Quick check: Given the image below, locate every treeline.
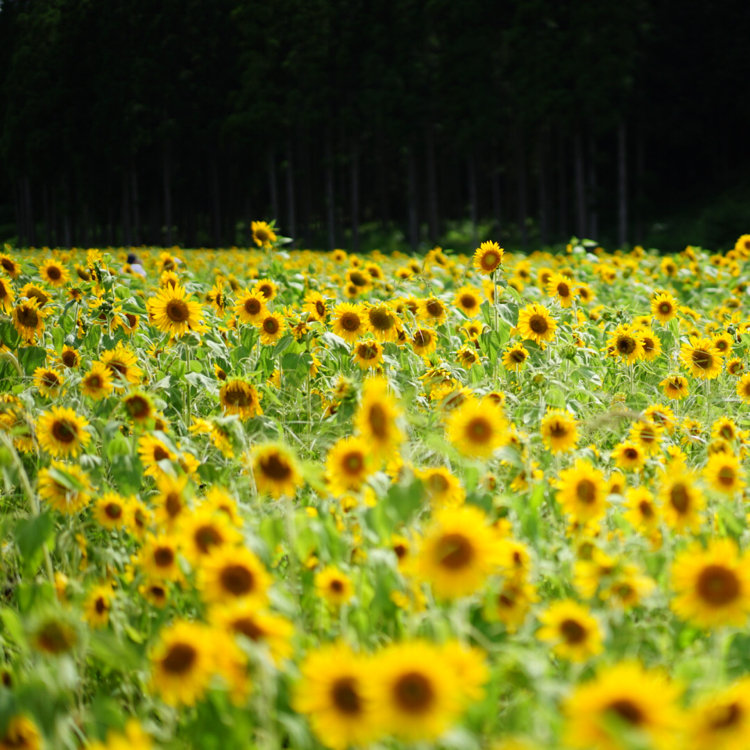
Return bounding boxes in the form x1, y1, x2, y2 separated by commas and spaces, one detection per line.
1, 0, 749, 251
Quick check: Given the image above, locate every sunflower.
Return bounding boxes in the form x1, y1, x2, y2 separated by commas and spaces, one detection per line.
94, 491, 129, 530
32, 367, 64, 398
314, 566, 354, 606
623, 486, 659, 533
473, 241, 504, 274
445, 396, 508, 459
326, 435, 373, 496
611, 440, 646, 471
712, 416, 739, 442
0, 715, 41, 750
139, 533, 183, 581
411, 327, 437, 357
198, 545, 270, 606
58, 345, 80, 369
294, 642, 378, 750
607, 323, 644, 364
630, 420, 663, 455
331, 302, 366, 343
563, 661, 682, 750
0, 276, 14, 313
369, 640, 461, 742
416, 505, 500, 599
250, 442, 303, 499
179, 506, 242, 563
417, 466, 465, 508
32, 615, 78, 655
540, 409, 578, 453
352, 339, 384, 370
456, 344, 480, 369
84, 584, 113, 628
258, 311, 286, 345
547, 273, 575, 308
659, 465, 704, 533
735, 373, 750, 403
365, 302, 400, 342
148, 284, 204, 337
485, 579, 539, 632
80, 362, 114, 400
99, 343, 143, 385
149, 620, 215, 706
502, 343, 529, 372
672, 538, 750, 628
37, 461, 91, 514
303, 290, 328, 322
660, 374, 689, 400
36, 406, 91, 458
137, 434, 176, 477
12, 298, 47, 343
639, 328, 662, 361
681, 338, 723, 379
122, 391, 156, 424
235, 288, 267, 325
38, 258, 69, 287
556, 459, 608, 523
210, 602, 293, 663
704, 453, 745, 495
651, 291, 678, 323
354, 377, 404, 461
0, 253, 21, 278
537, 600, 603, 662
688, 678, 750, 750
517, 303, 557, 346
251, 220, 277, 248
19, 282, 51, 308
219, 379, 262, 419
453, 286, 482, 318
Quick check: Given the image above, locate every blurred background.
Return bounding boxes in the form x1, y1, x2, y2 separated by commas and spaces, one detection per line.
0, 0, 748, 252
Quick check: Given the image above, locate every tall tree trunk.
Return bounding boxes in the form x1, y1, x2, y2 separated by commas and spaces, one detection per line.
121, 170, 132, 246
617, 121, 628, 248
268, 149, 279, 221
587, 134, 598, 241
131, 167, 141, 244
210, 157, 222, 247
516, 133, 528, 250
407, 148, 419, 250
350, 140, 360, 254
375, 127, 389, 230
23, 176, 35, 246
285, 139, 296, 244
490, 143, 502, 237
467, 151, 478, 248
635, 123, 645, 245
15, 179, 25, 246
537, 131, 549, 246
325, 135, 336, 250
162, 144, 173, 245
43, 184, 51, 246
573, 129, 587, 238
425, 124, 439, 243
557, 133, 568, 240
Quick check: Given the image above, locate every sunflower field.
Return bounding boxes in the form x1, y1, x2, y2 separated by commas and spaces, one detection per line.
2, 230, 750, 750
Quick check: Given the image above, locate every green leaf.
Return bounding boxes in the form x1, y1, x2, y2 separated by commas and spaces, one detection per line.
14, 513, 55, 574
17, 346, 47, 375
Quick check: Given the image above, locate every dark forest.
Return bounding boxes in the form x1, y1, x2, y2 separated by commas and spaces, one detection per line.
1, 0, 749, 251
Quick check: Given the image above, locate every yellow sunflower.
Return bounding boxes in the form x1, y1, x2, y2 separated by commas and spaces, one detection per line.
94, 491, 129, 530
445, 396, 508, 459
137, 434, 176, 477
688, 678, 750, 750
563, 661, 682, 750
651, 291, 678, 323
502, 343, 530, 371
417, 466, 466, 508
37, 461, 91, 514
366, 302, 400, 342
672, 538, 750, 628
660, 374, 689, 400
354, 376, 404, 461
99, 342, 143, 385
293, 642, 378, 750
314, 566, 354, 606
258, 311, 286, 345
0, 253, 21, 278
411, 327, 437, 357
219, 379, 262, 419
331, 302, 366, 343
235, 288, 267, 325
179, 506, 242, 563
0, 715, 41, 750
39, 258, 69, 287
12, 298, 47, 343
148, 284, 204, 337
0, 276, 14, 313
325, 435, 373, 496
555, 459, 607, 524
352, 339, 384, 370
198, 545, 271, 606
537, 599, 603, 662
139, 533, 183, 581
251, 220, 278, 248
453, 286, 483, 317
32, 367, 64, 398
250, 442, 303, 499
704, 453, 745, 495
36, 406, 91, 458
473, 241, 504, 274
84, 583, 113, 628
659, 464, 704, 533
540, 409, 578, 453
416, 504, 500, 599
607, 323, 644, 364
547, 272, 576, 308
80, 362, 114, 400
517, 303, 557, 346
681, 338, 723, 379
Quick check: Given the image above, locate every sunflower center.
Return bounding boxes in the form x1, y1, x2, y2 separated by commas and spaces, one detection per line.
233, 617, 264, 641
436, 532, 474, 570
17, 305, 39, 327
224, 385, 251, 407
393, 543, 408, 559
154, 547, 175, 568
369, 307, 394, 330
0, 258, 14, 272
394, 672, 434, 713
166, 299, 189, 323
94, 596, 108, 615
697, 565, 740, 605
244, 297, 261, 315
35, 620, 76, 653
427, 474, 449, 493
220, 564, 255, 596
692, 349, 712, 369
658, 302, 671, 315
104, 502, 122, 520
617, 336, 636, 355
315, 301, 325, 316
349, 271, 368, 287
549, 421, 568, 439
153, 446, 170, 462
330, 579, 344, 593
466, 416, 492, 443
557, 282, 570, 297
510, 350, 526, 363
669, 483, 689, 513
460, 294, 477, 309
357, 343, 378, 360
162, 643, 197, 674
608, 698, 644, 725
414, 330, 432, 347
560, 618, 586, 644
331, 677, 361, 715
106, 359, 128, 376
87, 374, 103, 389
52, 419, 77, 444
481, 251, 499, 270
343, 451, 364, 475
263, 317, 279, 334
709, 701, 742, 730
426, 300, 443, 317
340, 312, 360, 331
574, 477, 597, 503
529, 315, 548, 334
195, 525, 222, 554
258, 453, 292, 482
126, 396, 150, 419
639, 500, 654, 518
165, 493, 182, 518
257, 283, 273, 298
62, 350, 78, 367
41, 371, 59, 388
718, 466, 736, 487
47, 265, 62, 280
368, 404, 388, 439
